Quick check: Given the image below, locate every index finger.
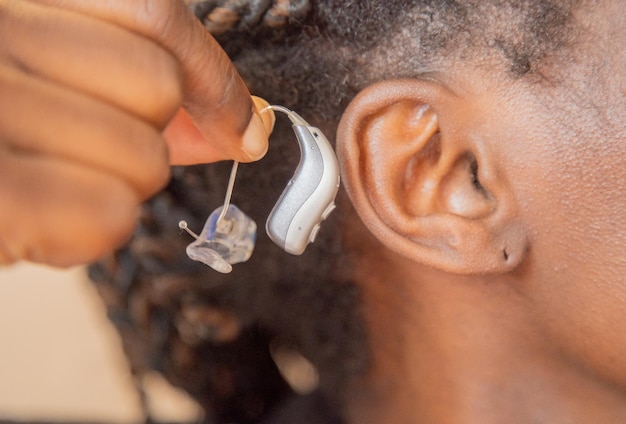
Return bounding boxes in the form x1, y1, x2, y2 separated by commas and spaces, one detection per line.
31, 0, 270, 163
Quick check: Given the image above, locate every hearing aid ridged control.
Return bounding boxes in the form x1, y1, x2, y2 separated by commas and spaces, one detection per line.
179, 103, 340, 272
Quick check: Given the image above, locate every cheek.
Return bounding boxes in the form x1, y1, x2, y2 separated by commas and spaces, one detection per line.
539, 135, 626, 275
504, 109, 626, 388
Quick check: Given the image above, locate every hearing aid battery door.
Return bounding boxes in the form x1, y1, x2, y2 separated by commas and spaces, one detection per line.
266, 125, 340, 255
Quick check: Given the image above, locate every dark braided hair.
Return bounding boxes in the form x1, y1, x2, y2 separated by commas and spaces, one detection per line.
186, 0, 311, 33
187, 0, 582, 123
91, 1, 586, 423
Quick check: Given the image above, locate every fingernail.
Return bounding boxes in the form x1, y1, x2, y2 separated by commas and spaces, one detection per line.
242, 113, 269, 161
242, 96, 275, 161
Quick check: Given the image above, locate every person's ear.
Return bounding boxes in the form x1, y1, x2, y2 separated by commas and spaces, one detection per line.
337, 79, 528, 274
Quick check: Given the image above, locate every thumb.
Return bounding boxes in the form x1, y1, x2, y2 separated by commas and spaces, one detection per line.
164, 96, 276, 164
36, 0, 271, 163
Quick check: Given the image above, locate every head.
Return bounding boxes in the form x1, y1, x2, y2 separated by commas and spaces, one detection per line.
93, 0, 626, 422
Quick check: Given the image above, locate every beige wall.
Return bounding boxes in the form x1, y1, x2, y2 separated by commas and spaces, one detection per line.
0, 263, 201, 423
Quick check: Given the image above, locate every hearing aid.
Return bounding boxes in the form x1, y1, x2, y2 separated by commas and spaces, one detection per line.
262, 105, 340, 255
179, 104, 340, 272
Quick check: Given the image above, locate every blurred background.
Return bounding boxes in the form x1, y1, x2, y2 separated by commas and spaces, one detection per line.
0, 263, 202, 423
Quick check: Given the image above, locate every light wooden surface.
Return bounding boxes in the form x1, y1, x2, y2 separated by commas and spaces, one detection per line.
0, 263, 201, 423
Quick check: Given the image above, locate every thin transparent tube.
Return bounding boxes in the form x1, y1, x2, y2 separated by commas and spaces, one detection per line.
260, 104, 292, 116
217, 160, 239, 223
260, 105, 309, 126
216, 105, 297, 225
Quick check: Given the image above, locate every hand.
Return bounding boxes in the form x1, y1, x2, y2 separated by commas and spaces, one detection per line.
0, 0, 272, 267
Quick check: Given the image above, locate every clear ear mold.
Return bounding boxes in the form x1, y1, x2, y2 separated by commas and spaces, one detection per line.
179, 205, 256, 274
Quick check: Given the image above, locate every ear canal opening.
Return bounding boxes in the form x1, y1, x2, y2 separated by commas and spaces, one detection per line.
437, 152, 494, 218
467, 153, 489, 197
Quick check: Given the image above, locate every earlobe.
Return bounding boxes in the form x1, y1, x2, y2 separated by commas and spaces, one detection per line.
337, 79, 528, 274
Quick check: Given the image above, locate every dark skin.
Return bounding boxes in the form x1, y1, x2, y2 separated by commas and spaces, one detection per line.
2, 0, 626, 422
337, 1, 626, 422
0, 0, 273, 267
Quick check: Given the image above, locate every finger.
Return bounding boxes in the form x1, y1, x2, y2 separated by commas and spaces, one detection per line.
164, 96, 276, 165
2, 0, 182, 128
0, 150, 139, 267
0, 63, 171, 199
164, 108, 228, 164
31, 0, 270, 163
